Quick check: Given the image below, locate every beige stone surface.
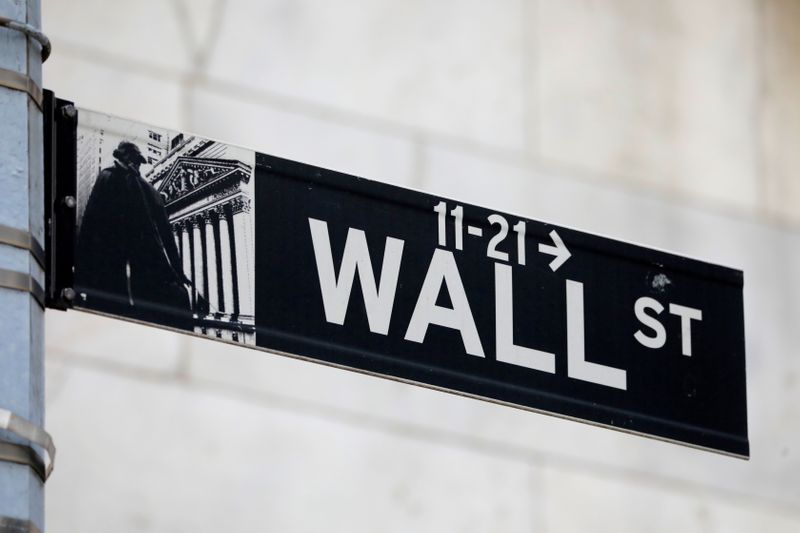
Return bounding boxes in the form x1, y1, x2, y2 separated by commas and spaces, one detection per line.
43, 53, 184, 131
47, 311, 185, 374
30, 0, 800, 531
763, 0, 800, 224
537, 0, 760, 212
42, 0, 191, 72
45, 363, 541, 533
204, 0, 526, 150
190, 88, 417, 187
543, 468, 800, 533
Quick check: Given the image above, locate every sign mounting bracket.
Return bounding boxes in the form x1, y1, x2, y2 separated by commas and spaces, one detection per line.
42, 91, 77, 310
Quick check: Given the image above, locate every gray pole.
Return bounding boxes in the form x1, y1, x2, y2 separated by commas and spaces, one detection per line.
0, 0, 45, 531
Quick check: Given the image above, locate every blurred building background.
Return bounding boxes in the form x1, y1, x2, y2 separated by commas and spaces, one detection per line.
40, 0, 799, 531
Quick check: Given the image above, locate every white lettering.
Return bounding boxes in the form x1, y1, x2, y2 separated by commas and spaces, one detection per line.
669, 303, 702, 356
633, 297, 666, 349
308, 218, 404, 335
567, 280, 627, 390
405, 249, 485, 357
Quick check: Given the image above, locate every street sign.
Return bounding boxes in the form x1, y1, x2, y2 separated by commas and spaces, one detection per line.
45, 100, 748, 458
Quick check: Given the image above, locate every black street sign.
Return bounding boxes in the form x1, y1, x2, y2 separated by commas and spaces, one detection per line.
45, 98, 749, 458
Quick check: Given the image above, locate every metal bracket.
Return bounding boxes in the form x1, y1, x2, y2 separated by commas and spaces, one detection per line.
0, 16, 51, 62
0, 224, 45, 269
43, 92, 77, 310
0, 408, 55, 482
0, 268, 45, 308
0, 68, 43, 109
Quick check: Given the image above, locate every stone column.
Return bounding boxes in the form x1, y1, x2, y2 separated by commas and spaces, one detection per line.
217, 206, 234, 316
186, 219, 197, 309
180, 221, 192, 288
231, 197, 254, 317
224, 204, 240, 317
211, 209, 226, 314
204, 214, 219, 314
192, 215, 205, 313
174, 224, 181, 257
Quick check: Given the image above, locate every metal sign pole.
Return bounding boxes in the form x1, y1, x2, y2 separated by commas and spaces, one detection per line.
0, 1, 49, 531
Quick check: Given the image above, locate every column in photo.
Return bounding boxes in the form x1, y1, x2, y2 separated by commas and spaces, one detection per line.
231, 197, 254, 321
217, 205, 235, 318
204, 214, 219, 314
192, 215, 205, 315
211, 208, 226, 316
198, 213, 210, 317
180, 220, 192, 306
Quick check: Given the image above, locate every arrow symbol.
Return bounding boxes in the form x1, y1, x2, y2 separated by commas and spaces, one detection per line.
538, 230, 571, 271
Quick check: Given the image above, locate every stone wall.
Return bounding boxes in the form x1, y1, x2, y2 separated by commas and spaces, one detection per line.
41, 1, 800, 531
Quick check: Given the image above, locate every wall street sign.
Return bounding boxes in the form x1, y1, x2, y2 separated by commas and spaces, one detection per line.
45, 97, 749, 458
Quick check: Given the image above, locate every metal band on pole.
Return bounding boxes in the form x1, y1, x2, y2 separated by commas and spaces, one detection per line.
0, 442, 47, 483
0, 517, 42, 533
0, 16, 50, 62
0, 224, 45, 269
0, 268, 45, 308
0, 408, 55, 481
0, 68, 43, 109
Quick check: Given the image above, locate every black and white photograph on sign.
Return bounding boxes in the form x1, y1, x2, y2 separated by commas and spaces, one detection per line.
74, 109, 256, 345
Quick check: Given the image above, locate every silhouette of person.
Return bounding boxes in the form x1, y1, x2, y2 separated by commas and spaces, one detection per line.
75, 141, 193, 331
